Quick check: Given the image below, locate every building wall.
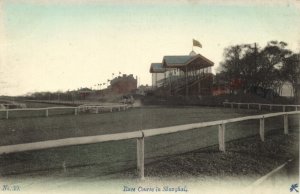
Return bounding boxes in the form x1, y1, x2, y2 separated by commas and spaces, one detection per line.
152, 73, 165, 88
165, 68, 183, 78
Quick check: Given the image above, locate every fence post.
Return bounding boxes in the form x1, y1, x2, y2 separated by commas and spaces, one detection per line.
248, 104, 250, 109
259, 117, 265, 142
284, 114, 288, 135
299, 114, 300, 130
45, 109, 49, 117
283, 106, 286, 112
258, 104, 261, 111
110, 107, 113, 112
96, 107, 99, 114
296, 106, 298, 111
137, 135, 145, 179
218, 123, 226, 152
74, 108, 78, 115
6, 110, 9, 119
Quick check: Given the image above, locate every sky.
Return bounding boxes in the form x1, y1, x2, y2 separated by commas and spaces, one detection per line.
0, 0, 300, 96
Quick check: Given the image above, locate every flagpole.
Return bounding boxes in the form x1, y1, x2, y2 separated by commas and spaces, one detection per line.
192, 40, 194, 51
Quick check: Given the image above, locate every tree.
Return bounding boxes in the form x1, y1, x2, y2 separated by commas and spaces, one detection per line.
258, 41, 292, 92
281, 53, 300, 99
219, 44, 244, 91
219, 41, 295, 98
219, 44, 260, 92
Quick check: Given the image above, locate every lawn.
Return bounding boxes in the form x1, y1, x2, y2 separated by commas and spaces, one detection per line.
0, 106, 298, 178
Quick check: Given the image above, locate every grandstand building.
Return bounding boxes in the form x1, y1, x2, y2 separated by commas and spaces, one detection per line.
150, 51, 214, 96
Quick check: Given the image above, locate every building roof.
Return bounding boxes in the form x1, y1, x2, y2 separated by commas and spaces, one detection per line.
150, 63, 166, 73
163, 55, 193, 66
162, 54, 214, 71
150, 53, 214, 74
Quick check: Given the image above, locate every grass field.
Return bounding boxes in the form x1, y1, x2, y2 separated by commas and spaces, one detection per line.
0, 105, 298, 179
123, 129, 299, 180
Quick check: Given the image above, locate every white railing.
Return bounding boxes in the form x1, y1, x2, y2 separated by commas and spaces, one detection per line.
0, 104, 129, 119
26, 100, 82, 105
78, 104, 128, 113
223, 102, 300, 112
0, 106, 77, 119
0, 110, 299, 179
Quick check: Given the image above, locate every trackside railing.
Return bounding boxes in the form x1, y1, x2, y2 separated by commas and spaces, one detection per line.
0, 111, 299, 179
223, 102, 300, 112
0, 104, 128, 119
25, 100, 82, 106
78, 104, 128, 113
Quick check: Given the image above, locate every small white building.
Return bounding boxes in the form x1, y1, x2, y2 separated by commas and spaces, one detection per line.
280, 82, 294, 97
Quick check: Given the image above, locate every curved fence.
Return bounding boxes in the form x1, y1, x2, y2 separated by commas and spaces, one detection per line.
223, 102, 300, 112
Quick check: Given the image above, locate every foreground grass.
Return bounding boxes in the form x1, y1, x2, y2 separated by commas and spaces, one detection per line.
139, 129, 299, 179
0, 106, 298, 177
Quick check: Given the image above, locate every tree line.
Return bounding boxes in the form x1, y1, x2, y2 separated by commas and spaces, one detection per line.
216, 41, 300, 99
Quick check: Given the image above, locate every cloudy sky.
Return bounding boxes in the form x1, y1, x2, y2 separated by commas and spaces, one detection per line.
0, 0, 299, 95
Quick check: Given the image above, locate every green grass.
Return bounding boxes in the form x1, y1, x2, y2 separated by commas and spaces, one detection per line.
0, 106, 298, 178
139, 130, 299, 179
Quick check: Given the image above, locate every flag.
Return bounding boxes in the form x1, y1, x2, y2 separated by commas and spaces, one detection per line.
193, 39, 202, 48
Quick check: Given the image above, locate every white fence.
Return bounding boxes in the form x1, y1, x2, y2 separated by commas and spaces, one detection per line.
26, 100, 82, 106
0, 110, 299, 179
78, 104, 128, 113
223, 102, 300, 112
0, 104, 129, 119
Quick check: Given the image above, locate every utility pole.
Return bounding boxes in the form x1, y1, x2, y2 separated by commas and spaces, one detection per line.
297, 52, 300, 103
185, 67, 188, 97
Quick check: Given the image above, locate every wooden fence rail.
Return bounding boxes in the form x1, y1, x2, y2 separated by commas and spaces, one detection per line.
0, 104, 128, 119
26, 100, 83, 106
223, 102, 300, 111
0, 110, 299, 179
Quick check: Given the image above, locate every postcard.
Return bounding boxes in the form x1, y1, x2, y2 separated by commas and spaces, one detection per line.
0, 0, 299, 193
